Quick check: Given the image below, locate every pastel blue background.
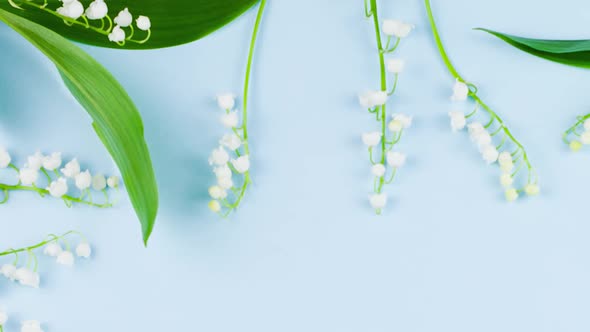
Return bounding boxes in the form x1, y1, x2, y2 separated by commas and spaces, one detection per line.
2, 0, 590, 330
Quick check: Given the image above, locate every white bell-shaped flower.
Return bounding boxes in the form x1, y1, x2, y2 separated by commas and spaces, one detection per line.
382, 19, 413, 38
42, 152, 61, 171
57, 0, 84, 19
136, 15, 151, 31
114, 8, 132, 27
584, 119, 590, 131
581, 131, 590, 145
473, 130, 492, 147
0, 147, 11, 169
369, 193, 387, 210
208, 147, 230, 166
371, 164, 386, 177
107, 176, 119, 188
1, 264, 16, 281
208, 185, 227, 200
386, 58, 405, 73
47, 178, 68, 198
208, 200, 221, 213
524, 184, 540, 196
392, 114, 412, 128
75, 242, 92, 258
448, 111, 466, 131
386, 151, 406, 168
362, 132, 382, 147
27, 151, 44, 171
216, 93, 236, 110
85, 0, 108, 20
43, 243, 62, 257
75, 170, 92, 190
451, 79, 469, 101
92, 174, 107, 191
217, 176, 233, 190
500, 173, 513, 188
21, 320, 44, 332
220, 133, 242, 151
19, 168, 38, 186
480, 144, 499, 164
61, 158, 80, 178
56, 251, 75, 267
505, 188, 519, 202
15, 268, 40, 288
358, 91, 387, 109
220, 112, 239, 128
108, 25, 126, 42
231, 155, 250, 174
214, 165, 232, 179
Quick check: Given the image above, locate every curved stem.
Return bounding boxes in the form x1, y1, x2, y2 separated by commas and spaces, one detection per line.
0, 183, 112, 208
0, 231, 74, 257
425, 0, 462, 80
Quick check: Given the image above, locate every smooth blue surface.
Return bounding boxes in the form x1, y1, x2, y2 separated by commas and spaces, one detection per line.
2, 0, 590, 330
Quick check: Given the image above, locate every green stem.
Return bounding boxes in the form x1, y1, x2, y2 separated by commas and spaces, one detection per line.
0, 183, 112, 208
563, 114, 590, 144
224, 0, 266, 214
370, 0, 387, 194
0, 231, 73, 257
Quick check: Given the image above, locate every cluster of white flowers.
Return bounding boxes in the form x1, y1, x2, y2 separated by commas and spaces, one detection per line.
0, 148, 118, 206
0, 309, 44, 332
359, 15, 413, 214
1, 240, 91, 289
447, 80, 539, 201
207, 94, 251, 214
9, 0, 152, 45
565, 118, 590, 152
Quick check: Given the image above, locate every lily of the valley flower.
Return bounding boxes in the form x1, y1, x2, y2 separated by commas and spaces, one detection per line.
43, 243, 62, 257
57, 0, 84, 19
75, 242, 92, 258
208, 185, 227, 200
231, 155, 250, 174
448, 111, 466, 131
74, 170, 92, 190
220, 133, 242, 150
217, 93, 236, 110
371, 164, 386, 177
0, 147, 10, 168
505, 188, 519, 202
47, 178, 68, 198
362, 132, 382, 147
85, 0, 108, 20
56, 251, 75, 267
386, 151, 406, 168
61, 158, 80, 178
92, 174, 107, 191
220, 112, 240, 128
19, 168, 39, 186
359, 90, 388, 109
114, 7, 133, 27
42, 152, 61, 171
107, 175, 119, 188
451, 79, 469, 101
369, 193, 387, 210
209, 147, 230, 166
108, 25, 126, 43
382, 19, 414, 38
15, 268, 40, 288
136, 15, 151, 31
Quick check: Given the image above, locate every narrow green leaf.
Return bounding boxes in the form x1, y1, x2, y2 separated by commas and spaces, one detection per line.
477, 28, 590, 69
0, 0, 258, 49
0, 8, 158, 245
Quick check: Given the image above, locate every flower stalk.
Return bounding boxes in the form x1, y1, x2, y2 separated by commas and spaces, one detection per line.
7, 0, 152, 46
360, 0, 413, 214
207, 0, 267, 216
425, 0, 539, 200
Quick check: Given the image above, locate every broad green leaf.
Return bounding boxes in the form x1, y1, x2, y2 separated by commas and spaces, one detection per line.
0, 8, 158, 245
0, 0, 258, 49
478, 28, 590, 69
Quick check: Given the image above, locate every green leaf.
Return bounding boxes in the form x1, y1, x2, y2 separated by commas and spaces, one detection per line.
0, 0, 258, 49
0, 8, 158, 245
477, 28, 590, 69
